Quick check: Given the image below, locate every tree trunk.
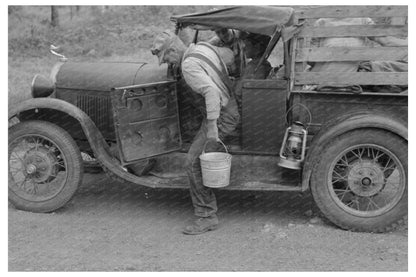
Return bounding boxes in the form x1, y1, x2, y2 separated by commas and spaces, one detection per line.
51, 6, 59, 27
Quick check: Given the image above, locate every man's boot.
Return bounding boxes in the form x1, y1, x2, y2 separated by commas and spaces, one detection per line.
182, 214, 219, 235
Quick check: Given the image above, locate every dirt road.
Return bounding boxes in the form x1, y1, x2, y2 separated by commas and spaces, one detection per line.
9, 173, 408, 271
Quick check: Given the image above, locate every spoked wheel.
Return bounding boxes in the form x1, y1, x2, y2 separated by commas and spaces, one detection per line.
9, 120, 83, 212
311, 129, 407, 232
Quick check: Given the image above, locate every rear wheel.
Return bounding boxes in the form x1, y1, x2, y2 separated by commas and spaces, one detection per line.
311, 129, 407, 232
8, 120, 83, 212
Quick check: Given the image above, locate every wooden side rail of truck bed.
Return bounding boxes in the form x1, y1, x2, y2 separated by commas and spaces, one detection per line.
290, 6, 408, 91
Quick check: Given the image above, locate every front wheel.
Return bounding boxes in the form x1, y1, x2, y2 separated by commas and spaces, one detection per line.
8, 120, 83, 212
311, 129, 407, 232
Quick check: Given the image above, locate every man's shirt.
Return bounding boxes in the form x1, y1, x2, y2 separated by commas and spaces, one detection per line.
181, 43, 234, 120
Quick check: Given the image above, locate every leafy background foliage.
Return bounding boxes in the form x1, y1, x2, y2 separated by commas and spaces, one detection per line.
8, 6, 220, 106
8, 6, 219, 58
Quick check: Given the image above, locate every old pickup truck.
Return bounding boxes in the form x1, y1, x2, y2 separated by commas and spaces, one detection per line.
8, 6, 407, 232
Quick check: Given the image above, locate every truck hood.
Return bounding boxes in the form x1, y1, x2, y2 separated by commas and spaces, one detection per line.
55, 62, 170, 91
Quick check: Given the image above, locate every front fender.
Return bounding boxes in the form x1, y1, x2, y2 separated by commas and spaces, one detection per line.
301, 111, 408, 191
9, 98, 158, 188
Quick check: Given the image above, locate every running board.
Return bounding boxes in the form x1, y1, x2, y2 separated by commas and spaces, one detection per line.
126, 152, 303, 192
146, 176, 303, 191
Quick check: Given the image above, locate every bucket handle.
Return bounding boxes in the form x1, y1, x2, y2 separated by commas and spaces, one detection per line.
202, 139, 228, 155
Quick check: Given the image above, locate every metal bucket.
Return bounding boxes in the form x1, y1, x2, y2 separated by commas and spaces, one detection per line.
199, 140, 232, 188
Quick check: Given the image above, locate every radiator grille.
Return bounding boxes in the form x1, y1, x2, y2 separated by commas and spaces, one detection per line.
77, 94, 111, 126
55, 89, 116, 140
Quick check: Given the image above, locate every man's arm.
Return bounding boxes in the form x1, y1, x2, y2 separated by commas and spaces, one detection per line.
182, 59, 222, 141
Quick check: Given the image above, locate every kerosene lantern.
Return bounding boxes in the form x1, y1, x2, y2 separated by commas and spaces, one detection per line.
278, 121, 308, 170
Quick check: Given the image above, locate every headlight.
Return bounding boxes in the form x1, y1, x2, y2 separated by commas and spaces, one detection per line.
30, 62, 64, 98
31, 74, 55, 98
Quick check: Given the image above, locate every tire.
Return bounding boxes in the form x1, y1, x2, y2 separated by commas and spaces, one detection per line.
8, 120, 83, 212
311, 128, 407, 232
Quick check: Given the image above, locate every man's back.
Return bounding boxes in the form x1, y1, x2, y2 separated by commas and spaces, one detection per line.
182, 42, 236, 120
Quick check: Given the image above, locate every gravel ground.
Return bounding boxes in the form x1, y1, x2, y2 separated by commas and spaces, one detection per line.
8, 173, 408, 271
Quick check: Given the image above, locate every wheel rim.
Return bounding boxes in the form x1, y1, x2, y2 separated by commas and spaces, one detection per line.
328, 144, 405, 217
9, 134, 68, 202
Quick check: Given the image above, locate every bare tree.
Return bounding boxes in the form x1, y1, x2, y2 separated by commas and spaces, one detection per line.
51, 6, 59, 27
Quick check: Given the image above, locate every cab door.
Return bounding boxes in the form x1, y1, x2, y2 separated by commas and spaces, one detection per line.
111, 81, 181, 165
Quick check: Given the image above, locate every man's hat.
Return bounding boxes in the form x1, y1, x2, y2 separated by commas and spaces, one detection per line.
151, 30, 176, 65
